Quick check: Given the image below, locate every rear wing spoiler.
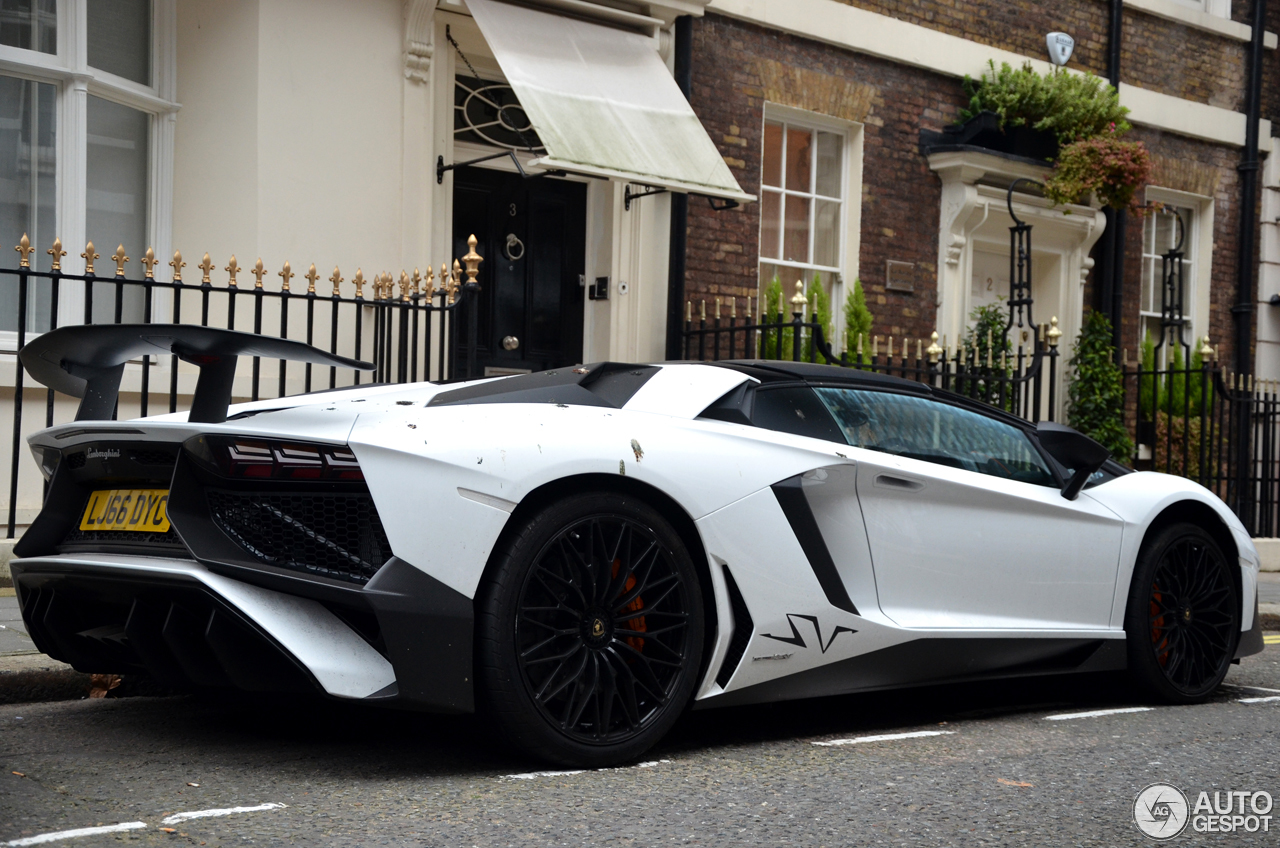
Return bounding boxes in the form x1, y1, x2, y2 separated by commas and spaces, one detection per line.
20, 324, 373, 424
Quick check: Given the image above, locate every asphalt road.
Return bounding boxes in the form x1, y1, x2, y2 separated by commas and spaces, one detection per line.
0, 638, 1277, 847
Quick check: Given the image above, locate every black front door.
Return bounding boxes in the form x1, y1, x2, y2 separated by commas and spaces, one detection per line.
453, 166, 586, 375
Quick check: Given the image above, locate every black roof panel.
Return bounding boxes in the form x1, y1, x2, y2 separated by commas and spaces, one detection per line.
709, 360, 932, 393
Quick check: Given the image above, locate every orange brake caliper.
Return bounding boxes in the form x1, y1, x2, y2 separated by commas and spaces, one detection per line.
1150, 585, 1169, 666
612, 559, 646, 652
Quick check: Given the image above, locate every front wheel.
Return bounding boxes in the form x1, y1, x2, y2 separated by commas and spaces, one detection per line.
476, 491, 704, 766
1125, 522, 1239, 703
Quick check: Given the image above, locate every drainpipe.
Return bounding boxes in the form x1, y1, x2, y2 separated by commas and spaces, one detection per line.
1234, 0, 1265, 521
664, 15, 693, 361
1236, 0, 1266, 377
1104, 0, 1126, 354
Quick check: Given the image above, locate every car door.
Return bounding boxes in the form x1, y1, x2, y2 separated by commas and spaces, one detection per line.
814, 387, 1124, 631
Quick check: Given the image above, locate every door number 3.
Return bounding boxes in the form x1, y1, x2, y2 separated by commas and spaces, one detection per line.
509, 203, 517, 217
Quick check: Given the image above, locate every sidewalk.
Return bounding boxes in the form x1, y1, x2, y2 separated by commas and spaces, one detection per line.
0, 590, 95, 704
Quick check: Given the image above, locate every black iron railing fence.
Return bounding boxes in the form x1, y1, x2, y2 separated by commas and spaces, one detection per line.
3, 233, 483, 537
1123, 352, 1280, 537
682, 292, 1062, 423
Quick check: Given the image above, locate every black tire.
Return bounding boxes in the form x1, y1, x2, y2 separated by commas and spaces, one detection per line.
1125, 522, 1239, 703
476, 491, 705, 767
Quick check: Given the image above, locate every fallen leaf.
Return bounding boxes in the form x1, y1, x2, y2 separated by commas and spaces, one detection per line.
160, 827, 176, 833
997, 778, 1034, 787
88, 673, 122, 698
11, 772, 24, 777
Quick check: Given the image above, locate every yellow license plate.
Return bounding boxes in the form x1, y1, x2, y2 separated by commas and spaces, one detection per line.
79, 489, 171, 533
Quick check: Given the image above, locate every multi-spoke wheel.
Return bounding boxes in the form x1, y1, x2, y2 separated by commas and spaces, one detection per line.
1125, 522, 1239, 703
477, 491, 704, 766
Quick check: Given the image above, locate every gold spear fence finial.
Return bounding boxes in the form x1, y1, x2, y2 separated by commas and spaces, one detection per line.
141, 247, 158, 278
329, 267, 343, 296
463, 234, 483, 285
424, 265, 434, 297
791, 279, 806, 306
47, 238, 65, 271
15, 233, 33, 268
305, 264, 318, 294
1199, 335, 1215, 360
112, 245, 129, 277
251, 258, 265, 288
199, 253, 214, 284
353, 268, 366, 298
82, 242, 100, 275
411, 267, 422, 296
225, 255, 240, 286
1046, 316, 1062, 348
169, 250, 185, 281
450, 260, 463, 303
400, 271, 410, 301
279, 261, 293, 292
926, 331, 942, 363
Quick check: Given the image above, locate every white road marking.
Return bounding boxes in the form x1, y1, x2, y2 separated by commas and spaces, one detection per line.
812, 730, 955, 747
1239, 695, 1280, 704
161, 803, 287, 825
502, 760, 670, 780
4, 822, 147, 846
504, 769, 586, 780
1044, 707, 1153, 721
1224, 683, 1280, 694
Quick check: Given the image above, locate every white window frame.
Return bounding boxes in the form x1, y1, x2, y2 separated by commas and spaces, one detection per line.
1141, 186, 1214, 362
757, 102, 862, 351
1165, 0, 1231, 19
0, 0, 177, 351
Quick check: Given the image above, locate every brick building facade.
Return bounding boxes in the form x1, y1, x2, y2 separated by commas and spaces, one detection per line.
682, 0, 1278, 377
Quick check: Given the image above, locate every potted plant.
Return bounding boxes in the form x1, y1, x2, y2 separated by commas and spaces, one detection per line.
943, 61, 1131, 162
1042, 125, 1153, 212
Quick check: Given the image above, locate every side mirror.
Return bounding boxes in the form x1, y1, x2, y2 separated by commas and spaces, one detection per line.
1035, 422, 1111, 501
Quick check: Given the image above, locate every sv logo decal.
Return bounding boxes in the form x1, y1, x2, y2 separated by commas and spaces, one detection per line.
761, 614, 857, 654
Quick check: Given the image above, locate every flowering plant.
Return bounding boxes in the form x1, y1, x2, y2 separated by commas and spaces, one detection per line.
1043, 127, 1152, 213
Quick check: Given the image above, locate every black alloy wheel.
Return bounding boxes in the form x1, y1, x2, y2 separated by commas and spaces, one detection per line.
1126, 522, 1239, 703
477, 491, 704, 766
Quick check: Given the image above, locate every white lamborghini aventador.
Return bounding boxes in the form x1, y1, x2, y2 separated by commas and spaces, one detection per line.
9, 325, 1263, 765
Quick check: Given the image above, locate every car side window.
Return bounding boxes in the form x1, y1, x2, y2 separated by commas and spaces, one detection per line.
814, 387, 1057, 487
751, 386, 846, 443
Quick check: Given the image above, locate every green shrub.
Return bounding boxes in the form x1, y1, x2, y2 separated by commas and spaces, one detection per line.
960, 60, 1130, 145
843, 278, 873, 364
961, 300, 1014, 409
1138, 331, 1212, 417
962, 300, 1013, 364
1067, 310, 1134, 464
760, 275, 792, 359
806, 273, 833, 362
1043, 129, 1152, 213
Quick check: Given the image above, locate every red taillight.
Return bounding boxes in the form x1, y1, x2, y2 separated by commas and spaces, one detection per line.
212, 438, 364, 480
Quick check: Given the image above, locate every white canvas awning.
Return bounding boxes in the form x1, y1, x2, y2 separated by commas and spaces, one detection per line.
465, 0, 754, 203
